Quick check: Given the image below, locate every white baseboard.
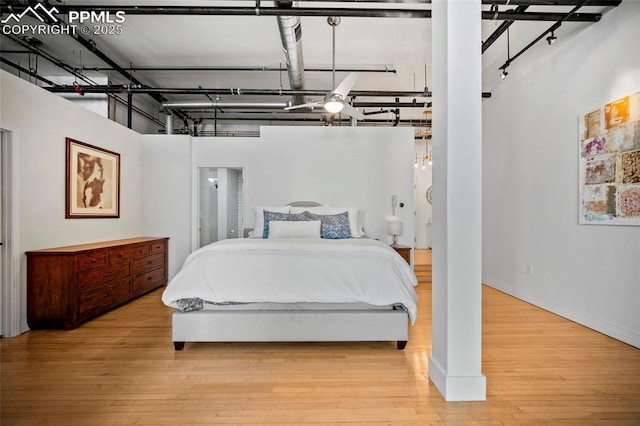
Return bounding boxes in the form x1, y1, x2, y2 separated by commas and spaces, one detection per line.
483, 276, 640, 349
428, 356, 486, 401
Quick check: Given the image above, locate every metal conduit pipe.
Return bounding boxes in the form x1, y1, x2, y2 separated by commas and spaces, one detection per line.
47, 85, 491, 98
43, 5, 605, 21
162, 101, 427, 110
275, 1, 306, 105
162, 101, 290, 109
50, 5, 430, 19
48, 85, 433, 97
81, 65, 396, 74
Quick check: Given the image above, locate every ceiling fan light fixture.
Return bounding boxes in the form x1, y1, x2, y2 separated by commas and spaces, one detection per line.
324, 95, 344, 113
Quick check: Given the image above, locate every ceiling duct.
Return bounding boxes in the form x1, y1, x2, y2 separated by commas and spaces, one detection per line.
275, 1, 306, 105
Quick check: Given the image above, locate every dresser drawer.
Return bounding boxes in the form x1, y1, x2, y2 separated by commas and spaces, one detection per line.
109, 244, 150, 263
132, 253, 165, 274
78, 263, 130, 292
151, 240, 166, 254
27, 237, 168, 329
132, 267, 166, 294
77, 251, 108, 270
79, 280, 130, 314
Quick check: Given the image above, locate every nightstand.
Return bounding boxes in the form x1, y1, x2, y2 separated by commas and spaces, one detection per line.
390, 245, 411, 264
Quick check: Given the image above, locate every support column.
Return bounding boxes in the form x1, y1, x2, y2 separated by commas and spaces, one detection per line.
428, 0, 486, 401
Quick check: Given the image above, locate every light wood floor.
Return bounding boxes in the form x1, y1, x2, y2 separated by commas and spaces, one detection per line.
2, 283, 639, 425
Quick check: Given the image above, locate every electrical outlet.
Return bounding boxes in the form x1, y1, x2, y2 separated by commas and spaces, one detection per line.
526, 265, 534, 275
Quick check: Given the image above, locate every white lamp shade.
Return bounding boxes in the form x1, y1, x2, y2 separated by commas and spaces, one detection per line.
387, 220, 403, 236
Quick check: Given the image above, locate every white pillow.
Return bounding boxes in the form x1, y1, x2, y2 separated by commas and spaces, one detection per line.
250, 206, 290, 238
290, 205, 364, 237
268, 220, 321, 239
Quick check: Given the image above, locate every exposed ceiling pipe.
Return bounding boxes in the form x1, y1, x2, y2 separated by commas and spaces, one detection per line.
81, 65, 396, 74
275, 0, 306, 105
162, 101, 290, 110
49, 5, 430, 19
68, 33, 190, 123
44, 5, 604, 22
291, 0, 617, 5
482, 5, 529, 53
47, 85, 492, 98
0, 56, 56, 86
481, 0, 619, 5
498, 0, 591, 74
161, 100, 435, 110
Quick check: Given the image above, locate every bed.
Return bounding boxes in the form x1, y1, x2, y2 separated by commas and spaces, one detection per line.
162, 202, 418, 350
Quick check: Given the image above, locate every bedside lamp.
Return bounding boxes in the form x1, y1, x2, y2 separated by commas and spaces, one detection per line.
388, 219, 403, 247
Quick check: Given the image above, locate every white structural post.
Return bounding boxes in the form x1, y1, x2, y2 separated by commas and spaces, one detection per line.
429, 0, 486, 401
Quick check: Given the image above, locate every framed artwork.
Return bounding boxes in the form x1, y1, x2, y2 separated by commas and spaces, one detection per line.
578, 92, 640, 225
65, 137, 120, 218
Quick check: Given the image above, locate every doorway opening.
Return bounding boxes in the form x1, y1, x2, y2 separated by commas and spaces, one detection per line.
197, 167, 244, 248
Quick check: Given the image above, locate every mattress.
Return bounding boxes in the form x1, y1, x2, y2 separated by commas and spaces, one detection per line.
162, 237, 418, 323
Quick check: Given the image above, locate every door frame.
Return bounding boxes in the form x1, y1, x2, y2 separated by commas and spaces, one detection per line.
191, 165, 244, 252
1, 126, 23, 337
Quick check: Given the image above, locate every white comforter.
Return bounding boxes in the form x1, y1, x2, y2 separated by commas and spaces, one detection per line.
161, 238, 419, 323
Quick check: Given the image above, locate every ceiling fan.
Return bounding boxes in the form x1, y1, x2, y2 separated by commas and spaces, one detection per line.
284, 17, 364, 120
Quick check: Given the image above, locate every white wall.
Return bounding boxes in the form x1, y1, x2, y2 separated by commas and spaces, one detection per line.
140, 135, 192, 280
142, 125, 415, 275
0, 70, 145, 332
482, 1, 640, 348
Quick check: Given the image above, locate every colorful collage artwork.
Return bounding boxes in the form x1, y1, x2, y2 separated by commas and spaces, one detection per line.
579, 91, 640, 225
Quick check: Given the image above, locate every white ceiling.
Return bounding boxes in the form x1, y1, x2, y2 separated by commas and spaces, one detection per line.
0, 1, 620, 129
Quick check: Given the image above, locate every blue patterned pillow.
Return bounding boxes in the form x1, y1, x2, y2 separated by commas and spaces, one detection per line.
305, 211, 351, 239
263, 211, 307, 238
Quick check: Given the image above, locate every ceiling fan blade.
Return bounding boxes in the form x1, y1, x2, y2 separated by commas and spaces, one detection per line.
284, 101, 323, 111
333, 72, 358, 98
339, 103, 365, 120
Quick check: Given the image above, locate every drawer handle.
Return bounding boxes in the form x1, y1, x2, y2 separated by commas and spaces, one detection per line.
91, 258, 97, 263
147, 276, 153, 281
147, 261, 153, 265
103, 273, 112, 278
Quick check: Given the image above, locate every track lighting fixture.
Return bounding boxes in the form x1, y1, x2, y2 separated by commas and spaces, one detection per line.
547, 31, 557, 45
500, 69, 508, 79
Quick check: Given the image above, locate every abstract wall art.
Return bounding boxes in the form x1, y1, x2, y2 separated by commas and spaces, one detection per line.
579, 91, 640, 225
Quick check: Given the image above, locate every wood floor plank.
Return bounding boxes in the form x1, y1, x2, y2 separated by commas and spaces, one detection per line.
2, 284, 639, 425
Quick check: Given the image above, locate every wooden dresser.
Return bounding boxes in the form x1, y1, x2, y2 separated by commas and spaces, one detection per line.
27, 237, 168, 330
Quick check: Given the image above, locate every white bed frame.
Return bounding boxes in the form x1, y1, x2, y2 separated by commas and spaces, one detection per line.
172, 308, 409, 350
171, 201, 410, 351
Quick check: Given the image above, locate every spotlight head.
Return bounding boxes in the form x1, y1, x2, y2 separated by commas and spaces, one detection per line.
500, 70, 508, 80
546, 32, 557, 45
